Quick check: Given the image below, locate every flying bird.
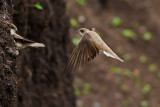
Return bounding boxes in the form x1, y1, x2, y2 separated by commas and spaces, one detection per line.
64, 28, 124, 74
10, 29, 45, 50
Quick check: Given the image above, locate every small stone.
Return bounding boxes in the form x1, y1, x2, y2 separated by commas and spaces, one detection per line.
78, 15, 86, 23
76, 99, 83, 106
93, 102, 101, 107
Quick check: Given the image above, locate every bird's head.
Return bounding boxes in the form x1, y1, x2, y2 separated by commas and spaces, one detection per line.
9, 23, 18, 31
9, 24, 18, 35
77, 28, 90, 37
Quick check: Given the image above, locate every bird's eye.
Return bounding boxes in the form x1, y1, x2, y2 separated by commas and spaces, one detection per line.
80, 30, 84, 33
10, 24, 16, 30
11, 26, 15, 29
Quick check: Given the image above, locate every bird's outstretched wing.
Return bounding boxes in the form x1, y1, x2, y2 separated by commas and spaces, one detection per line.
13, 33, 45, 49
64, 33, 99, 74
13, 33, 35, 43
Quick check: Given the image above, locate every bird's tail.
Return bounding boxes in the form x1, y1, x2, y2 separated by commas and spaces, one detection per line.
24, 43, 45, 48
103, 51, 124, 62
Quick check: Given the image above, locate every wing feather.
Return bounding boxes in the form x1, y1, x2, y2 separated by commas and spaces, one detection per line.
74, 46, 82, 71
66, 47, 78, 72
64, 33, 99, 73
13, 34, 35, 43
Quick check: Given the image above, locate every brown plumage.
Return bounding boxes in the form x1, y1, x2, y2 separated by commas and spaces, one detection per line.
10, 29, 45, 49
64, 28, 124, 74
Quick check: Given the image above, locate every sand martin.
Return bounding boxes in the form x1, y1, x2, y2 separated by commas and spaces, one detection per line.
10, 29, 45, 49
64, 28, 124, 73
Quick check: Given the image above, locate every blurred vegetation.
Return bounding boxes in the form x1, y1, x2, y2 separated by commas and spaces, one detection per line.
143, 32, 152, 41
76, 0, 86, 6
123, 53, 132, 62
122, 29, 137, 40
142, 84, 152, 94
148, 64, 157, 72
139, 55, 147, 63
141, 100, 148, 107
67, 0, 160, 107
70, 18, 79, 27
72, 38, 81, 46
34, 2, 43, 10
111, 16, 122, 27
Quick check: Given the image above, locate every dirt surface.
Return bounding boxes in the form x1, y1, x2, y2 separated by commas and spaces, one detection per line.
67, 0, 160, 107
12, 0, 75, 107
0, 1, 18, 107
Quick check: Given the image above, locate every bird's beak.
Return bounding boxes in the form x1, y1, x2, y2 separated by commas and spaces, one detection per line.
76, 30, 83, 37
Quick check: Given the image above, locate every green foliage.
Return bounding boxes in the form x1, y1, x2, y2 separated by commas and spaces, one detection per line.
83, 83, 91, 94
135, 79, 142, 87
140, 100, 148, 107
123, 53, 131, 62
123, 69, 133, 78
66, 2, 72, 9
110, 66, 121, 74
148, 64, 157, 72
115, 78, 122, 84
70, 18, 79, 27
121, 84, 129, 92
122, 98, 132, 107
139, 55, 147, 63
111, 17, 122, 27
75, 89, 81, 96
116, 47, 124, 54
158, 72, 160, 79
143, 32, 152, 41
142, 84, 151, 94
122, 29, 137, 40
74, 85, 81, 96
76, 0, 86, 6
34, 2, 43, 10
72, 38, 81, 46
